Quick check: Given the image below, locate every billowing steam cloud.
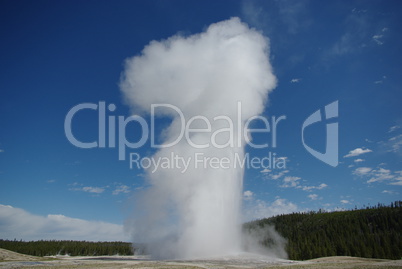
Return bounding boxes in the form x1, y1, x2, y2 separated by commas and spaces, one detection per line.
120, 17, 276, 259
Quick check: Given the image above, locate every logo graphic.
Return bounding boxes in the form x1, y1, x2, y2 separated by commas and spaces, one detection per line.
302, 101, 338, 167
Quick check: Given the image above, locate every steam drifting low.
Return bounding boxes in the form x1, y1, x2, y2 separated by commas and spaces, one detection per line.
120, 17, 277, 259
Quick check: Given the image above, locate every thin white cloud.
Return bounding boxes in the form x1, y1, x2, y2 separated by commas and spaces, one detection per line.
353, 167, 372, 176
276, 0, 311, 34
378, 129, 402, 155
353, 166, 402, 185
372, 34, 384, 45
374, 75, 387, 84
388, 134, 402, 153
276, 172, 328, 192
82, 186, 105, 194
344, 148, 372, 158
0, 149, 4, 153
243, 198, 297, 221
351, 8, 367, 14
324, 9, 386, 60
281, 176, 301, 188
301, 183, 328, 192
340, 200, 350, 204
382, 190, 398, 195
112, 185, 130, 195
354, 158, 364, 163
389, 178, 402, 186
367, 168, 393, 183
260, 168, 271, 173
268, 170, 289, 180
308, 194, 319, 201
388, 125, 401, 133
243, 190, 254, 201
0, 205, 128, 241
330, 32, 356, 56
241, 1, 264, 29
290, 78, 301, 83
318, 183, 328, 189
242, 0, 311, 35
70, 185, 106, 194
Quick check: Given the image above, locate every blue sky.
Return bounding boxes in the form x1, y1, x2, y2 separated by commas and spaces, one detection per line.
1, 0, 401, 241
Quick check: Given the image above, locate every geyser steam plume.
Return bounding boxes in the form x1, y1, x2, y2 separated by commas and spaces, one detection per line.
121, 17, 276, 259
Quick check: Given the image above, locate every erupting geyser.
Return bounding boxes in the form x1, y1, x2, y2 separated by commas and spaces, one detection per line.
120, 17, 276, 259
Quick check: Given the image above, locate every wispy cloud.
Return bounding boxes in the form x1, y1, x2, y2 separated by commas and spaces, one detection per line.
243, 198, 298, 221
241, 0, 311, 35
340, 199, 350, 204
353, 167, 372, 176
378, 127, 402, 155
290, 78, 301, 83
70, 185, 106, 194
82, 186, 105, 194
281, 176, 301, 188
375, 125, 402, 156
241, 1, 265, 29
389, 178, 402, 186
276, 0, 311, 34
266, 170, 289, 180
382, 190, 398, 195
243, 190, 254, 201
367, 168, 394, 183
260, 168, 271, 173
323, 8, 388, 61
372, 27, 388, 45
279, 175, 328, 192
354, 158, 364, 163
373, 124, 402, 156
387, 134, 402, 153
308, 194, 319, 201
388, 125, 401, 133
344, 147, 372, 158
372, 34, 384, 45
330, 32, 357, 56
0, 205, 127, 241
112, 185, 130, 195
301, 183, 328, 192
353, 166, 402, 185
374, 75, 387, 84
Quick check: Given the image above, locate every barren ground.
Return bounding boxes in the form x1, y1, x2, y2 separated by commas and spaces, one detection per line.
1, 248, 401, 269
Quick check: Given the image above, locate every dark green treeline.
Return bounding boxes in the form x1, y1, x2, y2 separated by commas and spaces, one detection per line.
0, 240, 133, 256
244, 201, 402, 260
1, 202, 401, 259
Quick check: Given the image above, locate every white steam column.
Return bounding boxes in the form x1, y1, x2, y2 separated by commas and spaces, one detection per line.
120, 17, 276, 259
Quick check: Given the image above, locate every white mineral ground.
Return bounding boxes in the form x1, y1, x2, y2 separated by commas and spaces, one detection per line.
1, 248, 402, 269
